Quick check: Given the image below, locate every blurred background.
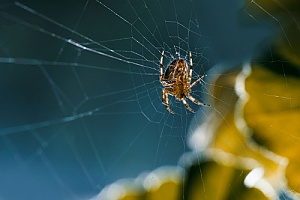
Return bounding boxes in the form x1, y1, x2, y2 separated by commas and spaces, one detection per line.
0, 0, 275, 199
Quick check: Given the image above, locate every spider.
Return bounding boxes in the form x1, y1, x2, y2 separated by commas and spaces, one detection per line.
159, 50, 210, 114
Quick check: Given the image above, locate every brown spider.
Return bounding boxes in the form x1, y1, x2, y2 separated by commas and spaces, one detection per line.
159, 50, 210, 114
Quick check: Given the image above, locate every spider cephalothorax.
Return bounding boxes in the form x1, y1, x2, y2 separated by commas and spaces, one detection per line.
159, 50, 209, 114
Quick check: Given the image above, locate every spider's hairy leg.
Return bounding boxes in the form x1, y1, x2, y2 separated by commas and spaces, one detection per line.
190, 74, 205, 88
161, 81, 173, 87
182, 98, 195, 113
159, 50, 165, 82
187, 94, 210, 107
162, 88, 175, 114
189, 51, 193, 78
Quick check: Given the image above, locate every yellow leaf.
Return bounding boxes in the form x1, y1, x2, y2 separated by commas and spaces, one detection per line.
244, 66, 300, 193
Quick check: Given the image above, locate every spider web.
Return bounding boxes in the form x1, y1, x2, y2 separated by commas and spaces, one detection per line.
0, 0, 294, 199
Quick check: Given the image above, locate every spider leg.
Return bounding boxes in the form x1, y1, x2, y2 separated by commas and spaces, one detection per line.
159, 50, 173, 87
187, 94, 210, 107
159, 50, 165, 82
182, 97, 195, 113
162, 88, 175, 114
189, 51, 193, 79
190, 74, 205, 88
161, 81, 173, 87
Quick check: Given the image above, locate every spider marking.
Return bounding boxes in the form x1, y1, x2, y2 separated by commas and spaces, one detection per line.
159, 50, 210, 114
